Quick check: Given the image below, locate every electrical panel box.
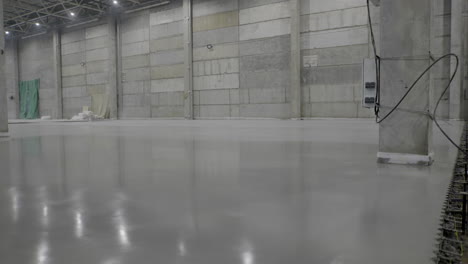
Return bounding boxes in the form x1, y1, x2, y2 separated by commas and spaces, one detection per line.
362, 58, 377, 109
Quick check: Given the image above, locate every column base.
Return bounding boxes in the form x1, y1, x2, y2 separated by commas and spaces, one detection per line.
377, 152, 434, 166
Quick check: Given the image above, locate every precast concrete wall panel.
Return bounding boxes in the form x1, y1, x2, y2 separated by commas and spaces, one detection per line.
193, 58, 239, 76
193, 43, 239, 61
151, 64, 185, 80
86, 36, 108, 50
86, 61, 107, 74
60, 23, 110, 118
300, 0, 374, 118
151, 78, 185, 93
193, 27, 239, 47
301, 27, 368, 50
61, 41, 85, 55
86, 24, 108, 39
147, 2, 185, 118
194, 74, 240, 90
62, 65, 86, 77
120, 11, 151, 118
150, 50, 184, 66
150, 21, 183, 39
13, 0, 458, 119
193, 0, 239, 17
122, 55, 150, 70
122, 42, 150, 57
300, 0, 365, 14
193, 11, 239, 31
429, 0, 452, 118
239, 18, 291, 41
239, 1, 291, 24
150, 35, 184, 52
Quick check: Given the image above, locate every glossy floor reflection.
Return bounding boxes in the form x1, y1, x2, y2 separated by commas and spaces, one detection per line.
0, 120, 463, 264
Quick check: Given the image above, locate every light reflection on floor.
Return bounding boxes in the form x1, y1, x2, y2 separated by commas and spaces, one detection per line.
0, 119, 463, 264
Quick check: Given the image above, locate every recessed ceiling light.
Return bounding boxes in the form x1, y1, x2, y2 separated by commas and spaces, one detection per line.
70, 12, 75, 16
113, 0, 118, 4
5, 31, 10, 35
35, 22, 40, 26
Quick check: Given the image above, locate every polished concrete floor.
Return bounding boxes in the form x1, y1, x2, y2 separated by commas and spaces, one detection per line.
0, 119, 463, 264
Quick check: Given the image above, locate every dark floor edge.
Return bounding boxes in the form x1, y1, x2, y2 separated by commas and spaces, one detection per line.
434, 122, 467, 263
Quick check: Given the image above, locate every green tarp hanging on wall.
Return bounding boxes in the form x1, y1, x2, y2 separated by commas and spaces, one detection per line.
19, 79, 40, 119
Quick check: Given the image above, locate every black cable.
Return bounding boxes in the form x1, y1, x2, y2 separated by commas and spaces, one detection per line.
366, 1, 465, 155
376, 53, 463, 153
367, 0, 377, 58
366, 0, 381, 120
376, 54, 454, 124
377, 54, 463, 154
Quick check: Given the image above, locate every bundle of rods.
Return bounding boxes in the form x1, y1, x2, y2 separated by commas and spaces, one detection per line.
434, 124, 468, 263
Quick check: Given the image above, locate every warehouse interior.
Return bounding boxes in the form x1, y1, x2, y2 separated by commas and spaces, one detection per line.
0, 0, 468, 263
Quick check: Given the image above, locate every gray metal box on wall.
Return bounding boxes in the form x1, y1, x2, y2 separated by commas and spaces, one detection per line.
362, 58, 377, 108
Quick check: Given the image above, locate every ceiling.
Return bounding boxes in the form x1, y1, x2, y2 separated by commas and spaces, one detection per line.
4, 0, 167, 36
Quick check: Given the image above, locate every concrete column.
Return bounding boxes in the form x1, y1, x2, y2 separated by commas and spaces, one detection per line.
13, 40, 19, 119
378, 0, 433, 165
450, 0, 466, 120
52, 30, 63, 119
6, 39, 19, 119
183, 0, 193, 120
290, 0, 301, 119
116, 17, 123, 119
107, 16, 118, 119
0, 0, 8, 134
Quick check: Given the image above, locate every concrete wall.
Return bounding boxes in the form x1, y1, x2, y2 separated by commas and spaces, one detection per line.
120, 11, 151, 118
149, 0, 184, 118
3, 0, 382, 120
238, 0, 292, 119
61, 23, 109, 118
300, 0, 375, 118
123, 0, 293, 119
18, 33, 57, 118
119, 1, 185, 118
0, 0, 7, 132
463, 2, 468, 118
193, 0, 240, 118
430, 0, 451, 118
429, 0, 468, 119
6, 0, 467, 120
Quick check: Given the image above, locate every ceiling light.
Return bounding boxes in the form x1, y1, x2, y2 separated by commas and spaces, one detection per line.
113, 0, 118, 4
70, 12, 75, 16
35, 22, 40, 26
5, 31, 10, 35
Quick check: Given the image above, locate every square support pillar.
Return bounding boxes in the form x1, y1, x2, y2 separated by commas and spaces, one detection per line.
107, 16, 118, 119
0, 0, 8, 135
378, 0, 433, 165
183, 0, 193, 120
53, 30, 63, 119
290, 0, 301, 119
449, 0, 466, 120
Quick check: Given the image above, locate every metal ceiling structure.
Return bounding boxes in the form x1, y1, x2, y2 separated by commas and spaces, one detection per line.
4, 0, 169, 36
